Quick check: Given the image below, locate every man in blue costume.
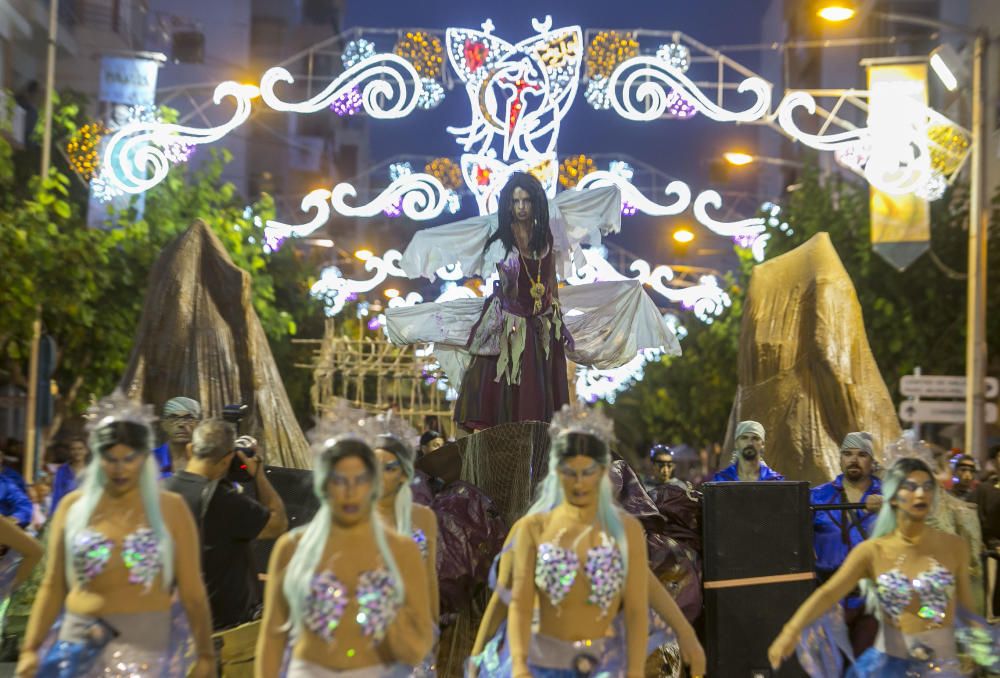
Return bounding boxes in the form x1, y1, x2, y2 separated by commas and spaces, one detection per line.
712, 420, 785, 482
154, 396, 201, 477
810, 431, 882, 657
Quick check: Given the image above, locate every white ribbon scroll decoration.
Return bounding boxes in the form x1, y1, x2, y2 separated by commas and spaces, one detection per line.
608, 56, 771, 123
101, 81, 258, 194
331, 173, 449, 220
576, 170, 691, 216
260, 53, 423, 119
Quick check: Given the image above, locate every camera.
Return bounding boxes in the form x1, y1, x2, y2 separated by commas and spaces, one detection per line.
222, 404, 256, 483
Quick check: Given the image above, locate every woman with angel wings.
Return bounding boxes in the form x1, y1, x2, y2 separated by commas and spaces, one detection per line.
386, 172, 680, 432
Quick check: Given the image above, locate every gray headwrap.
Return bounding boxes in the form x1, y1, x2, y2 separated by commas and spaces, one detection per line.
735, 420, 766, 442
162, 397, 202, 419
840, 431, 873, 457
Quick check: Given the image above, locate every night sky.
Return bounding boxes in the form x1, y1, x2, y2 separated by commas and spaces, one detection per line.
342, 0, 775, 269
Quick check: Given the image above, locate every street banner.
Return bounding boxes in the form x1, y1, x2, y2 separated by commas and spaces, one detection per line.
867, 62, 930, 271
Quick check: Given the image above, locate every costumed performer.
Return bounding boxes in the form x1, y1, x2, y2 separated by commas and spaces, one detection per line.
0, 517, 43, 598
768, 456, 1000, 677
255, 403, 434, 677
386, 173, 680, 431
17, 391, 214, 677
505, 403, 648, 677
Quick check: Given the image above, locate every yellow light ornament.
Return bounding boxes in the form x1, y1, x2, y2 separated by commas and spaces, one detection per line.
424, 157, 462, 190
558, 154, 595, 189
927, 124, 970, 175
66, 122, 107, 181
586, 31, 639, 80
393, 31, 444, 78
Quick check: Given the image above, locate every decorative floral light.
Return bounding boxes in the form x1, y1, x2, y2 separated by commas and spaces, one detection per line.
586, 30, 639, 79
389, 161, 413, 182
342, 39, 377, 69
584, 76, 612, 110
915, 171, 947, 201
394, 31, 444, 77
558, 154, 595, 189
608, 160, 634, 180
666, 89, 697, 118
445, 190, 462, 213
417, 77, 445, 109
331, 86, 363, 116
927, 124, 969, 174
656, 42, 690, 73
67, 122, 106, 181
424, 157, 463, 189
621, 202, 637, 216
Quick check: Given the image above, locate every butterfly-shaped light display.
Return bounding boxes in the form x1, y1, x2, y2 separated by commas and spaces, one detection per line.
446, 18, 583, 162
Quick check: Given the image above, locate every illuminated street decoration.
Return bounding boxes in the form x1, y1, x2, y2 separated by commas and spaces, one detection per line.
460, 152, 558, 214
576, 170, 690, 217
331, 173, 449, 220
343, 39, 376, 69
99, 81, 258, 195
260, 53, 423, 117
331, 86, 363, 116
394, 31, 445, 77
656, 43, 690, 73
608, 56, 771, 123
424, 157, 463, 189
692, 190, 766, 239
445, 18, 583, 160
586, 31, 640, 79
67, 122, 106, 181
558, 154, 596, 189
417, 77, 446, 109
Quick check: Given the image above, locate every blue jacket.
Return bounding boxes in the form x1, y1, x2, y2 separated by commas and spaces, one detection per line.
50, 463, 80, 514
811, 474, 882, 608
0, 472, 33, 527
712, 460, 785, 482
153, 443, 173, 478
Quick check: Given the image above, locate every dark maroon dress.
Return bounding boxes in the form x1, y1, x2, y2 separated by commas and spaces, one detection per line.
453, 248, 572, 430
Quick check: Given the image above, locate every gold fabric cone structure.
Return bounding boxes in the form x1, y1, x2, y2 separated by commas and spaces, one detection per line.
119, 220, 310, 468
728, 233, 900, 483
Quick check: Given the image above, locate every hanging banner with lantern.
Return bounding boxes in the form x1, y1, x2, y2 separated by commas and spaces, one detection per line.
867, 61, 930, 271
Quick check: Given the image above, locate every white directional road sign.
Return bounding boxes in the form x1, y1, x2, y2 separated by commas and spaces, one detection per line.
900, 375, 999, 399
899, 399, 999, 424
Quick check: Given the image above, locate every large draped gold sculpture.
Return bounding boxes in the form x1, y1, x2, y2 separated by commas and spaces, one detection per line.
727, 233, 901, 483
119, 220, 310, 468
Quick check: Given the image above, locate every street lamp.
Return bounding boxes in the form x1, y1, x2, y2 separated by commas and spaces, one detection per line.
723, 151, 804, 169
672, 227, 695, 244
723, 151, 755, 166
816, 3, 856, 23
819, 3, 990, 463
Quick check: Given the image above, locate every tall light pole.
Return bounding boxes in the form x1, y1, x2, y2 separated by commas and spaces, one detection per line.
820, 5, 990, 463
40, 0, 59, 177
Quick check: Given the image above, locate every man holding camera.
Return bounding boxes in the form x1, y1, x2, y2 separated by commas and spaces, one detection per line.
165, 419, 288, 629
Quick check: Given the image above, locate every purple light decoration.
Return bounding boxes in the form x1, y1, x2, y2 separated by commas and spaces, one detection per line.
264, 232, 285, 252
367, 317, 381, 331
383, 198, 403, 218
666, 89, 696, 119
733, 233, 754, 248
346, 292, 359, 301
331, 86, 363, 117
620, 201, 637, 216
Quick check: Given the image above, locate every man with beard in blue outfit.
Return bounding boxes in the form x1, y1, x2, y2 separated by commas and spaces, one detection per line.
712, 420, 785, 482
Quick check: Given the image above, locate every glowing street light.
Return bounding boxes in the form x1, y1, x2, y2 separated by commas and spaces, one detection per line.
723, 151, 755, 166
672, 227, 695, 244
354, 248, 373, 261
816, 2, 856, 22
384, 288, 400, 299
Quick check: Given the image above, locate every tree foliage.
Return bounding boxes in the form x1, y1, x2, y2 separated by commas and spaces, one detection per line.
610, 164, 1000, 451
0, 99, 325, 425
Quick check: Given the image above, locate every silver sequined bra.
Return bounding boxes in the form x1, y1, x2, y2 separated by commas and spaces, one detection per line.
303, 568, 401, 643
71, 527, 163, 589
534, 530, 625, 618
875, 556, 955, 626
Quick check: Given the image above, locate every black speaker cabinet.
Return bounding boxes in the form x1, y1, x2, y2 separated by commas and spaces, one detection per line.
702, 481, 814, 678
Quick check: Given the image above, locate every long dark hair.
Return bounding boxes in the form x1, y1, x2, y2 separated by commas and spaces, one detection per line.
483, 172, 551, 258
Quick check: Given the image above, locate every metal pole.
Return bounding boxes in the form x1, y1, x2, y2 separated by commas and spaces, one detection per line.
40, 0, 59, 177
964, 32, 988, 464
23, 309, 41, 482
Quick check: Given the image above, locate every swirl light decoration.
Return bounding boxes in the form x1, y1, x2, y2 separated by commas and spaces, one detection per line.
264, 189, 332, 243
330, 173, 449, 220
99, 81, 259, 195
558, 154, 595, 189
260, 53, 423, 118
608, 56, 771, 123
692, 190, 767, 239
776, 91, 867, 151
586, 30, 639, 79
575, 171, 691, 216
67, 122, 106, 181
393, 31, 445, 78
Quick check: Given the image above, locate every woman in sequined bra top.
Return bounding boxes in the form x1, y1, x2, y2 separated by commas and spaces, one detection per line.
373, 431, 440, 623
255, 424, 434, 678
769, 457, 977, 676
505, 408, 650, 678
16, 393, 215, 678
